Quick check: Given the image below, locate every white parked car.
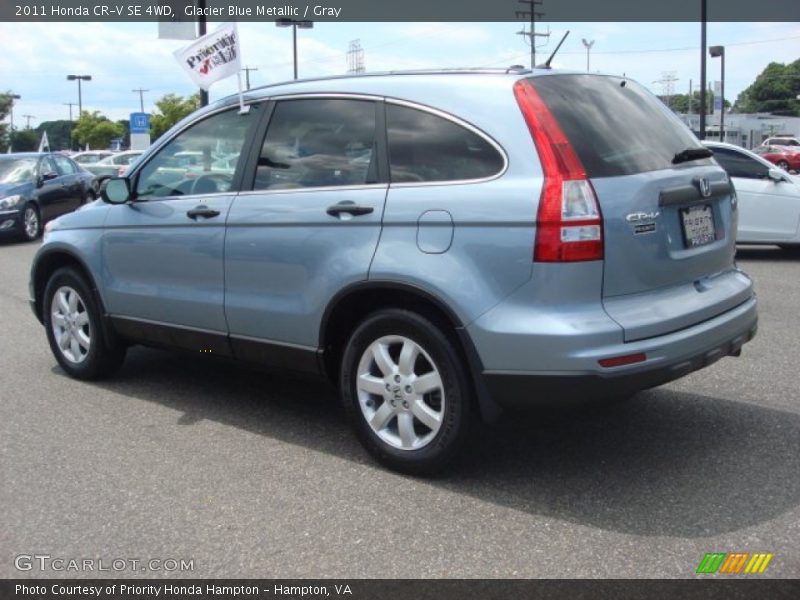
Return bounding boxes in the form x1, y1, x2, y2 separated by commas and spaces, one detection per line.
705, 142, 800, 248
760, 136, 800, 150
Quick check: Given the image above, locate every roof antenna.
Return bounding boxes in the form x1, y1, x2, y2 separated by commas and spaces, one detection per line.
538, 30, 570, 69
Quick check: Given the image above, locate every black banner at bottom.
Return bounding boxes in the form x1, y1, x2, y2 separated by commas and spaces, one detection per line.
2, 579, 799, 600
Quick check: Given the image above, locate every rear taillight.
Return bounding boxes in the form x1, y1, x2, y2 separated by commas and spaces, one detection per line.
513, 79, 603, 262
117, 167, 126, 176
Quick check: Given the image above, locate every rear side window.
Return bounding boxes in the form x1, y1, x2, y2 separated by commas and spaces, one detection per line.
254, 99, 377, 190
386, 104, 504, 183
711, 147, 769, 179
530, 75, 709, 178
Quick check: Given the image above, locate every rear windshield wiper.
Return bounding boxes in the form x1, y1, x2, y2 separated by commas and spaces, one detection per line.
672, 147, 714, 164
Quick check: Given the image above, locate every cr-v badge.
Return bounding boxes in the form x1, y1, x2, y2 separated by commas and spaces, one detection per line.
626, 211, 660, 235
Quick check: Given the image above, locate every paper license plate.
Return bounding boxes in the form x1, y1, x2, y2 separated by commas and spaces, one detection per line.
681, 204, 716, 248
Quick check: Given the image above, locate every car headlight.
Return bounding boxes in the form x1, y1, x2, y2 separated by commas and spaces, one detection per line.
0, 195, 23, 210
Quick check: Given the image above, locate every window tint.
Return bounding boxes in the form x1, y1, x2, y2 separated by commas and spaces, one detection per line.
254, 99, 377, 190
40, 156, 59, 176
135, 107, 255, 199
53, 155, 77, 175
530, 75, 709, 177
712, 147, 769, 179
386, 104, 504, 183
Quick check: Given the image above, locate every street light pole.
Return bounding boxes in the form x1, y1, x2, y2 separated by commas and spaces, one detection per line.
710, 46, 725, 142
276, 19, 314, 80
67, 75, 92, 119
581, 38, 595, 72
7, 93, 21, 133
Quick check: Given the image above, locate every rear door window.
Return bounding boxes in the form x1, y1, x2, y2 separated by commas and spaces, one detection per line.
530, 74, 710, 177
386, 104, 504, 183
253, 98, 378, 190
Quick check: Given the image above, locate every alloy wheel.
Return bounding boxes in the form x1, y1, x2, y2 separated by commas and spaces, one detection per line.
50, 286, 92, 364
356, 335, 445, 450
23, 207, 39, 239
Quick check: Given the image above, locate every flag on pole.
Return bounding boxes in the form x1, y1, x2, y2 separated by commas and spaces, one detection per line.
38, 131, 50, 152
174, 22, 241, 91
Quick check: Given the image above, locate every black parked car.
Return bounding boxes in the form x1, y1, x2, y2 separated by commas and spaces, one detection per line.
0, 152, 96, 241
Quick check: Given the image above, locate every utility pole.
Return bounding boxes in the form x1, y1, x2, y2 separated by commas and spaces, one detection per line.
6, 93, 21, 133
64, 102, 77, 151
63, 102, 77, 121
688, 80, 693, 116
581, 38, 595, 72
22, 115, 35, 129
654, 71, 679, 109
516, 0, 548, 68
132, 88, 149, 112
700, 0, 707, 139
241, 66, 258, 90
347, 40, 365, 74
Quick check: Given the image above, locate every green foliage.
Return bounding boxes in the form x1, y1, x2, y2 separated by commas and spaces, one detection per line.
0, 91, 14, 152
150, 93, 201, 141
659, 92, 730, 115
9, 129, 38, 152
72, 110, 124, 150
734, 59, 800, 116
34, 120, 74, 151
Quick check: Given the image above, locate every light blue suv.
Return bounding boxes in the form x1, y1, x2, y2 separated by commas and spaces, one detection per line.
30, 70, 758, 473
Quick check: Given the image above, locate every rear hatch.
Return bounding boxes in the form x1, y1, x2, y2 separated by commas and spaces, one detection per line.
530, 74, 751, 341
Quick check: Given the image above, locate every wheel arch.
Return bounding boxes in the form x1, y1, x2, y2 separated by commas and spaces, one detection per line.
319, 281, 501, 423
32, 249, 104, 326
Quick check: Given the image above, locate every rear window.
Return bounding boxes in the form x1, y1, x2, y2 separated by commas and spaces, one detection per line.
530, 74, 709, 178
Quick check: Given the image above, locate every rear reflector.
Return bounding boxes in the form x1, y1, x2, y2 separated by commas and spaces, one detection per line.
598, 353, 647, 368
513, 79, 604, 262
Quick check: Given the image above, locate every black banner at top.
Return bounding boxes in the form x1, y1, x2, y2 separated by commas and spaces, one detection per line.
2, 0, 799, 22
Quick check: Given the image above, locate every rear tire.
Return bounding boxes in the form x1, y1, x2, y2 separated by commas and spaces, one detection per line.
777, 160, 790, 171
43, 267, 126, 380
340, 308, 473, 475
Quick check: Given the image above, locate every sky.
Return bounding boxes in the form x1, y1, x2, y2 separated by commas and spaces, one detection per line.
1, 20, 798, 128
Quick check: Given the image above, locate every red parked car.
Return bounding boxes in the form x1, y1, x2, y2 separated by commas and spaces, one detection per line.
752, 145, 800, 172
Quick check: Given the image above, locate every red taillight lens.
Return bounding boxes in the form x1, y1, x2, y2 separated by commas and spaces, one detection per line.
513, 79, 603, 262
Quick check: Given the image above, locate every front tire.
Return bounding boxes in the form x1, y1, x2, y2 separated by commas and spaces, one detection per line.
340, 309, 472, 475
20, 203, 41, 241
43, 267, 126, 380
777, 160, 790, 171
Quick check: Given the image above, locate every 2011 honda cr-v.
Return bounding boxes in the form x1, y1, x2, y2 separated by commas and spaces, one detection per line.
30, 69, 758, 473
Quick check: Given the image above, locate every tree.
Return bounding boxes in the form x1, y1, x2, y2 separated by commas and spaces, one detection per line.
658, 92, 730, 115
72, 110, 124, 150
150, 93, 200, 141
0, 92, 13, 152
35, 120, 74, 151
734, 59, 800, 116
9, 129, 38, 152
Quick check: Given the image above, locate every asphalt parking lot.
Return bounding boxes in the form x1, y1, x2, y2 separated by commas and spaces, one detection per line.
1, 238, 798, 579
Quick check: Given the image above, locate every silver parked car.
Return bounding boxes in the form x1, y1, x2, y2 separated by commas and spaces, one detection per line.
30, 70, 757, 473
705, 142, 800, 249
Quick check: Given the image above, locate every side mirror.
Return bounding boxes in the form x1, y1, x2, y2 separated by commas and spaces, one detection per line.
101, 177, 132, 204
767, 169, 788, 183
38, 172, 58, 187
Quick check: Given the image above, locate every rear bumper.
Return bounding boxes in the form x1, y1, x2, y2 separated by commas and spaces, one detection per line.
484, 313, 756, 408
469, 279, 758, 408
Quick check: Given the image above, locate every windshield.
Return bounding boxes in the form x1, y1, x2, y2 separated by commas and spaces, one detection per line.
0, 158, 37, 185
